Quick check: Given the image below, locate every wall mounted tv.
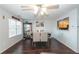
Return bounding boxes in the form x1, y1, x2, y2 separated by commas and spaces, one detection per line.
57, 17, 69, 30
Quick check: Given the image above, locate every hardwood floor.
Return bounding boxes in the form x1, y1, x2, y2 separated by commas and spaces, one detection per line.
2, 38, 76, 54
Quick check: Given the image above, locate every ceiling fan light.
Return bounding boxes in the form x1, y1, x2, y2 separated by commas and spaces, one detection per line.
33, 6, 38, 14
42, 8, 47, 13
40, 11, 44, 15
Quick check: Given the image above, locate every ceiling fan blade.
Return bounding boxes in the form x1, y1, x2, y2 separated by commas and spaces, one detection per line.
46, 5, 59, 9
21, 4, 34, 8
21, 5, 34, 11
22, 9, 33, 11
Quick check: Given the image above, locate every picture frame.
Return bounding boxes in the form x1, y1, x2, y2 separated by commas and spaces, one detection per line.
57, 17, 69, 30
36, 21, 44, 27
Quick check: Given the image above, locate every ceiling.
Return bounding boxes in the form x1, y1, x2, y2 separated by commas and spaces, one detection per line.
0, 4, 78, 20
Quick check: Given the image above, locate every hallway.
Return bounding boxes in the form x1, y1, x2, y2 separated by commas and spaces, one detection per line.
3, 38, 75, 54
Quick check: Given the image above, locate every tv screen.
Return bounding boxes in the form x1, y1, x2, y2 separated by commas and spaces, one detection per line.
57, 17, 69, 30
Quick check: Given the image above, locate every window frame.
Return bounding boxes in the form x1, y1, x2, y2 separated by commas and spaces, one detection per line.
9, 18, 22, 38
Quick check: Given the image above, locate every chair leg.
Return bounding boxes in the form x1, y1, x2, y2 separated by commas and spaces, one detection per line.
47, 41, 50, 48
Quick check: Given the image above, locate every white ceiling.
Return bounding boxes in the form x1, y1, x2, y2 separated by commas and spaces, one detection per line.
0, 4, 78, 20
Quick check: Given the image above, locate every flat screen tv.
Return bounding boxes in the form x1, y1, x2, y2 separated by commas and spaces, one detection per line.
57, 17, 69, 30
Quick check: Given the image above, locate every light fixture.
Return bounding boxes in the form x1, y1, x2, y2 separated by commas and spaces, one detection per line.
21, 4, 59, 16
40, 11, 44, 15
33, 5, 48, 16
33, 5, 39, 14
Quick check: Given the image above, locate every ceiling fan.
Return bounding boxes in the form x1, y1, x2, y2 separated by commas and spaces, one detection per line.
21, 4, 59, 16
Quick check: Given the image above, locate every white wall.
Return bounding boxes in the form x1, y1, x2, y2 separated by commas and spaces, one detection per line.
25, 16, 54, 34
52, 8, 78, 52
77, 7, 79, 53
0, 8, 23, 53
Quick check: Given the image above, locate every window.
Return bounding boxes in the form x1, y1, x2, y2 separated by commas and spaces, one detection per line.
16, 21, 22, 35
9, 19, 16, 37
9, 19, 22, 38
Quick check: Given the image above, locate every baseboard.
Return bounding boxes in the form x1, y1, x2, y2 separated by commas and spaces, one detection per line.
2, 40, 22, 54
51, 37, 76, 53
57, 39, 76, 53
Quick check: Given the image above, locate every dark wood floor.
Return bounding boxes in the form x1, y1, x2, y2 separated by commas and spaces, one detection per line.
2, 38, 76, 54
